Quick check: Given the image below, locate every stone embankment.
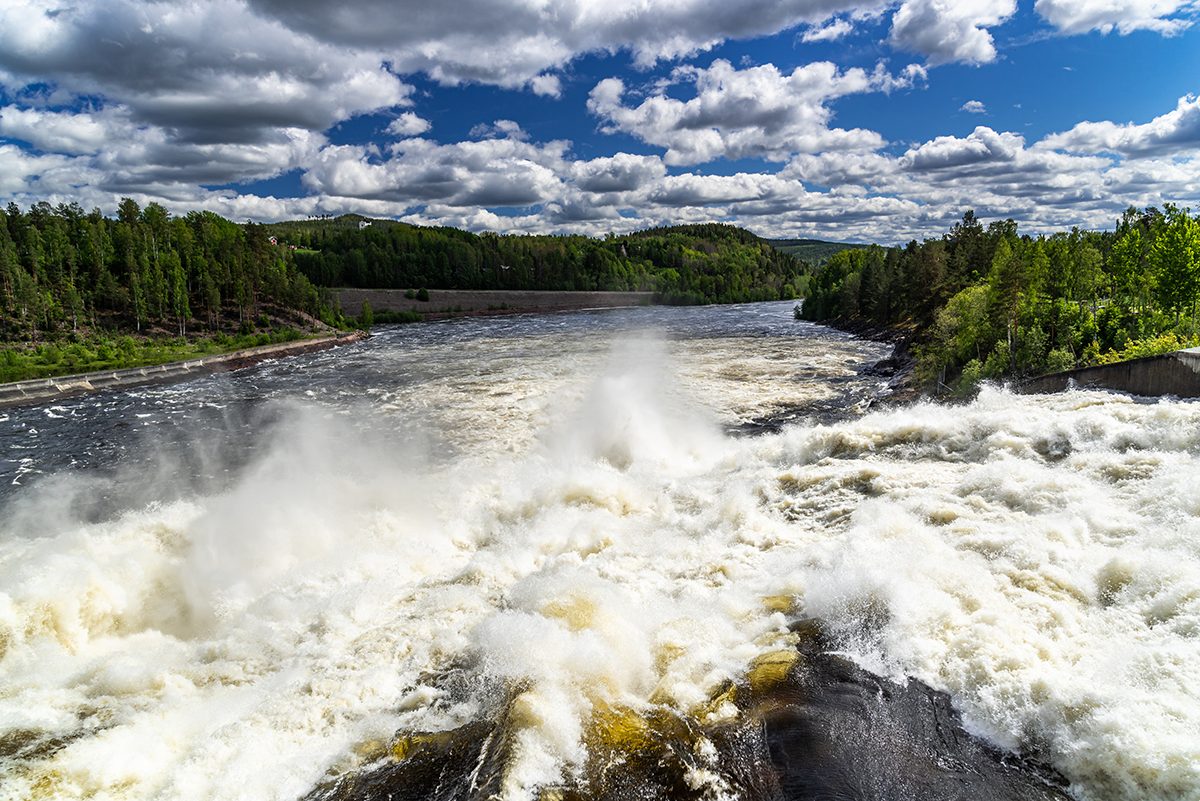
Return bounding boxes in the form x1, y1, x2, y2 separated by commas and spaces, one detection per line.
337, 288, 654, 318
1021, 347, 1200, 397
0, 331, 367, 408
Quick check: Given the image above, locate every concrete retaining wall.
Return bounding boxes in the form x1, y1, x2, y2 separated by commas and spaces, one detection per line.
1019, 347, 1200, 397
0, 331, 366, 409
337, 288, 654, 317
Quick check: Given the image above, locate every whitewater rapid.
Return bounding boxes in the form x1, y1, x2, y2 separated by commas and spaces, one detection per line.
1, 303, 1197, 801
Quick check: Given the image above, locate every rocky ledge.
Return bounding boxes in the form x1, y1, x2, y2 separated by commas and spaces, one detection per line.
307, 620, 1071, 801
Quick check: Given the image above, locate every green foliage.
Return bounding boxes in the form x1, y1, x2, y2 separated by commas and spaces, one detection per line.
416, 287, 430, 302
1149, 205, 1200, 320
271, 218, 808, 306
370, 309, 423, 324
1044, 348, 1075, 374
0, 200, 330, 343
359, 300, 373, 329
930, 285, 992, 364
982, 342, 1012, 380
0, 328, 312, 383
956, 359, 983, 396
804, 207, 1200, 387
1096, 332, 1199, 365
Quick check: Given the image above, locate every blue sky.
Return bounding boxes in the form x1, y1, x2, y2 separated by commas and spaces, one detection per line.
0, 0, 1198, 242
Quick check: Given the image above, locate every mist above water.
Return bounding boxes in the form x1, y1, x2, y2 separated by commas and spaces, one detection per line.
1, 302, 1197, 801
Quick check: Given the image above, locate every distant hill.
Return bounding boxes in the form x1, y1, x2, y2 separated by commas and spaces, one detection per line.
264, 214, 408, 236
768, 238, 871, 264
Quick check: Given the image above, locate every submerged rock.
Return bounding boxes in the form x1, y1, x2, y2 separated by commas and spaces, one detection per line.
307, 623, 1071, 801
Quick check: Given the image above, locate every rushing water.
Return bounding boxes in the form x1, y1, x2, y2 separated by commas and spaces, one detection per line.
0, 301, 1197, 801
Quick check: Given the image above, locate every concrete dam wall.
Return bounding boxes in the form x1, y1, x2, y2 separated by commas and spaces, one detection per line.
1020, 347, 1200, 398
336, 288, 654, 317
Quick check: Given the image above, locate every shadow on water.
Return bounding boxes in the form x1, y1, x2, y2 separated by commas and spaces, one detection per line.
307, 621, 1070, 801
0, 397, 290, 533
727, 369, 896, 435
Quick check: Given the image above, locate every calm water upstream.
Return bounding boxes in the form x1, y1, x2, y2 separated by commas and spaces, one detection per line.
1, 301, 1197, 801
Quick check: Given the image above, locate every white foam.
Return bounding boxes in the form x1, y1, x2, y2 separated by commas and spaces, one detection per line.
2, 343, 1199, 801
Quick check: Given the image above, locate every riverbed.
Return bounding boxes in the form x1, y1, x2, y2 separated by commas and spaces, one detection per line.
1, 301, 1197, 801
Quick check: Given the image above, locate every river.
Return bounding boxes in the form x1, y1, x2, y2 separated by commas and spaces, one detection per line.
0, 301, 1197, 801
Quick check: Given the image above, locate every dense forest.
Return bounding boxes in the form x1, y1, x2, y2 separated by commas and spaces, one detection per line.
0, 200, 325, 341
269, 218, 807, 305
0, 206, 805, 344
799, 206, 1200, 391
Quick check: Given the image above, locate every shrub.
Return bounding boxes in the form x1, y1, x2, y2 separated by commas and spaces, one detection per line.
1044, 348, 1075, 374
982, 342, 1011, 379
956, 359, 983, 396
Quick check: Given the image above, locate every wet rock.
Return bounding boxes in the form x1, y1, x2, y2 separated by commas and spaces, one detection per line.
762, 623, 1071, 801
307, 623, 1071, 801
306, 721, 504, 801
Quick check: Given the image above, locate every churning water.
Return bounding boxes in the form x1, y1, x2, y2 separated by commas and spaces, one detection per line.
0, 301, 1197, 801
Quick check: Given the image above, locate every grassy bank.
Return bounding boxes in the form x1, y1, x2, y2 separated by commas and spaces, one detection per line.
0, 329, 317, 384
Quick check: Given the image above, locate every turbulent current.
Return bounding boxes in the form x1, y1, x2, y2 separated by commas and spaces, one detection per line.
0, 301, 1197, 801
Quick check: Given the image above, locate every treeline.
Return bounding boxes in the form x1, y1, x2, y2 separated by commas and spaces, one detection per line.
799, 207, 1200, 391
272, 219, 807, 305
0, 200, 325, 340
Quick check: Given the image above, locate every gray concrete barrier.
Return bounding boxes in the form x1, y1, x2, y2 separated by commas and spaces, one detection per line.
336, 288, 654, 317
1020, 347, 1200, 398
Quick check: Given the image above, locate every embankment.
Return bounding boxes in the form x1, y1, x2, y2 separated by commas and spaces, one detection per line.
1020, 347, 1200, 397
337, 288, 654, 318
0, 331, 367, 408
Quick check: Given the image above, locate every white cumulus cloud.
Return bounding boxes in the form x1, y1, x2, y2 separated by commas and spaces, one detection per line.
386, 113, 432, 137
587, 58, 923, 165
1041, 94, 1200, 156
890, 0, 1018, 64
802, 18, 857, 41
1035, 0, 1199, 35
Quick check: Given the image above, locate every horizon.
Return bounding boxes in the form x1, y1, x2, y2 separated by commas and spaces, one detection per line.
1, 1, 1198, 243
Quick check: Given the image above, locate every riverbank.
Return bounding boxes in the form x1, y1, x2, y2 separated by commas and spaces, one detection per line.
338, 288, 655, 319
0, 331, 367, 408
812, 315, 923, 404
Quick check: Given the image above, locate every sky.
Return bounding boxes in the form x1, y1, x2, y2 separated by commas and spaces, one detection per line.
0, 0, 1198, 243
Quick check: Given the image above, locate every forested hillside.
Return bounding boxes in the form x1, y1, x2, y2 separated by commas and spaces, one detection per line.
270, 219, 807, 305
768, 238, 869, 265
799, 207, 1200, 391
0, 200, 324, 340
0, 205, 809, 381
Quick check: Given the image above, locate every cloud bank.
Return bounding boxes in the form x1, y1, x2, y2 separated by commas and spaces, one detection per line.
0, 0, 1198, 242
